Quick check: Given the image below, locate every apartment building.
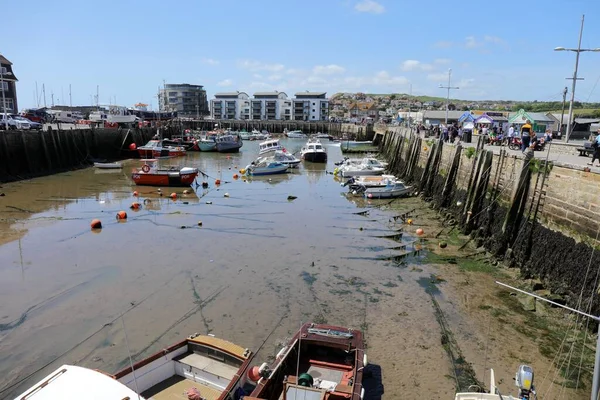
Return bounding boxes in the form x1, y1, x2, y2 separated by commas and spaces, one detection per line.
251, 92, 292, 120
160, 83, 209, 118
0, 54, 18, 114
210, 92, 250, 120
292, 92, 329, 121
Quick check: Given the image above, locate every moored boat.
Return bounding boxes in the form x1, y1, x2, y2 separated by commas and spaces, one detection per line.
300, 138, 327, 163
247, 322, 366, 400
93, 161, 123, 169
343, 174, 399, 191
13, 333, 256, 400
286, 129, 307, 139
245, 159, 289, 176
131, 159, 198, 186
336, 158, 387, 178
137, 139, 186, 159
455, 365, 536, 400
271, 150, 301, 168
259, 138, 283, 155
364, 181, 412, 199
199, 136, 217, 152
215, 134, 243, 153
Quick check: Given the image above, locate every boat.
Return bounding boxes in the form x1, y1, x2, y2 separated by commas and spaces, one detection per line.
239, 130, 252, 140
335, 157, 388, 168
131, 159, 198, 186
247, 322, 366, 400
364, 181, 412, 199
245, 159, 289, 176
89, 105, 140, 125
215, 134, 243, 153
286, 129, 307, 139
300, 139, 327, 163
259, 139, 283, 155
93, 161, 123, 169
336, 158, 387, 178
271, 150, 301, 168
136, 139, 186, 159
13, 333, 255, 400
251, 129, 270, 140
342, 174, 400, 191
315, 132, 332, 140
455, 365, 536, 400
199, 135, 217, 152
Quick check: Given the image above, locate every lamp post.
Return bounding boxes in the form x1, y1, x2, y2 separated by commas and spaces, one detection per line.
439, 68, 459, 125
554, 15, 600, 142
0, 64, 6, 123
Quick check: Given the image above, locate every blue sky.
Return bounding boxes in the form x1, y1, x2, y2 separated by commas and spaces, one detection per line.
4, 0, 600, 109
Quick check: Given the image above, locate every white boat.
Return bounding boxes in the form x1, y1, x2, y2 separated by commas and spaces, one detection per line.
300, 138, 327, 163
259, 138, 283, 155
335, 157, 387, 170
455, 365, 535, 400
254, 150, 301, 168
13, 333, 255, 400
93, 162, 123, 169
343, 174, 399, 190
245, 159, 289, 176
89, 105, 140, 124
251, 129, 269, 140
239, 130, 252, 140
286, 129, 307, 138
364, 182, 412, 199
315, 132, 331, 139
337, 158, 387, 177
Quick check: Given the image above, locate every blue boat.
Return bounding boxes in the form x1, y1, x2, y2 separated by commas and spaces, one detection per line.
245, 160, 289, 176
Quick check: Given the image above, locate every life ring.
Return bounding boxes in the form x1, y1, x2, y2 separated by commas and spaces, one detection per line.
142, 164, 151, 173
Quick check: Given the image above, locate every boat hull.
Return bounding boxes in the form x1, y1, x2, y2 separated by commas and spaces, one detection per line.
131, 171, 198, 186
138, 148, 186, 158
341, 168, 384, 178
199, 141, 217, 152
216, 142, 243, 153
365, 187, 411, 199
248, 165, 288, 176
302, 152, 327, 163
94, 162, 122, 169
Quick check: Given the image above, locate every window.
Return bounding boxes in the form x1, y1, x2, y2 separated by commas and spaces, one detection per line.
0, 81, 7, 91
0, 67, 6, 74
312, 102, 315, 106
1, 98, 14, 112
312, 109, 315, 112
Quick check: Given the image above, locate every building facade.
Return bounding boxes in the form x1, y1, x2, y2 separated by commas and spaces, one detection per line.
0, 54, 18, 114
208, 91, 328, 121
210, 92, 250, 120
160, 83, 208, 118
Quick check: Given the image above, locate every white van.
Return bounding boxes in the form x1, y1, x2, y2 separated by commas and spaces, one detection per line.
48, 110, 78, 123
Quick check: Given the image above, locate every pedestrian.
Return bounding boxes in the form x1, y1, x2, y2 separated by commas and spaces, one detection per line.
521, 120, 533, 151
588, 133, 600, 167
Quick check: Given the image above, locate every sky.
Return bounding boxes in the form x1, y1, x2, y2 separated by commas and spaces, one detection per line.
3, 0, 600, 110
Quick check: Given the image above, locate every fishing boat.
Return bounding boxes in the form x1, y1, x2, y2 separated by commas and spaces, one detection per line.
93, 161, 123, 169
300, 138, 327, 163
342, 174, 400, 191
364, 181, 412, 199
247, 322, 366, 400
131, 159, 198, 186
286, 129, 307, 139
137, 139, 186, 159
13, 333, 255, 400
199, 135, 217, 152
215, 134, 243, 153
245, 159, 289, 176
455, 365, 536, 400
259, 138, 283, 155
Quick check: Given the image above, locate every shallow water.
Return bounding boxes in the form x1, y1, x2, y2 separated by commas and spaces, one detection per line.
0, 139, 447, 398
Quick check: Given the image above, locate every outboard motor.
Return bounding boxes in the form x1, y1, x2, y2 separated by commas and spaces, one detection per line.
515, 365, 536, 399
342, 177, 355, 187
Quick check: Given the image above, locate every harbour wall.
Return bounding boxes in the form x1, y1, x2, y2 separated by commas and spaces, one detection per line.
0, 127, 159, 183
380, 127, 600, 315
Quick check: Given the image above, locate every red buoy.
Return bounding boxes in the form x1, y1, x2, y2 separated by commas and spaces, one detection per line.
116, 211, 128, 220
215, 179, 221, 185
129, 143, 137, 150
170, 192, 177, 200
133, 191, 139, 197
247, 366, 261, 382
130, 202, 141, 210
416, 228, 424, 236
90, 219, 102, 229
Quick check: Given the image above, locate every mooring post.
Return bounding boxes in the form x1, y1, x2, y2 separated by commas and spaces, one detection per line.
502, 150, 534, 247
440, 145, 462, 207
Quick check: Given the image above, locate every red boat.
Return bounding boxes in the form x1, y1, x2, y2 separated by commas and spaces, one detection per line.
131, 159, 199, 186
137, 139, 187, 159
247, 322, 366, 400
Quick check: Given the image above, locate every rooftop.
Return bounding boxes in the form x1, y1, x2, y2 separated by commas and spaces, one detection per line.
295, 92, 327, 98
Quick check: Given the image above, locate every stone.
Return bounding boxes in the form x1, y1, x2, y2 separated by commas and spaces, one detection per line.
531, 279, 545, 291
517, 294, 536, 312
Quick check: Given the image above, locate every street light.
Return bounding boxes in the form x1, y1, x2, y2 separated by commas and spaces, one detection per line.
439, 68, 459, 125
554, 15, 600, 142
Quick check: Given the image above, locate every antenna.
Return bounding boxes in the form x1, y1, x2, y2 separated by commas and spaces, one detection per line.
35, 82, 39, 108
42, 84, 46, 108
295, 322, 302, 400
120, 314, 141, 400
69, 84, 72, 107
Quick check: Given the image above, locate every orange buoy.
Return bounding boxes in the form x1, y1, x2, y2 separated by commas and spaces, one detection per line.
423, 146, 428, 151
170, 192, 177, 200
407, 218, 413, 225
215, 179, 221, 185
90, 219, 102, 229
248, 366, 261, 382
129, 143, 137, 150
133, 190, 139, 197
116, 211, 127, 220
130, 202, 141, 210
416, 228, 424, 236
233, 174, 239, 179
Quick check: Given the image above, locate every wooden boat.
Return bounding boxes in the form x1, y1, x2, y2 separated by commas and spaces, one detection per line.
247, 322, 366, 400
300, 139, 327, 163
137, 139, 186, 159
14, 333, 255, 400
131, 159, 198, 186
93, 162, 123, 169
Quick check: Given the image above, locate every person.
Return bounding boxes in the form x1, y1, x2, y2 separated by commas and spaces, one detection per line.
521, 120, 533, 151
589, 133, 600, 167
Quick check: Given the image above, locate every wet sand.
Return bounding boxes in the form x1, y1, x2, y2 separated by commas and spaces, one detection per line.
0, 139, 590, 399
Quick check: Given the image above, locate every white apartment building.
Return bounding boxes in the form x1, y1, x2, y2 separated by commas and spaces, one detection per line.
210, 91, 329, 121
251, 92, 291, 120
292, 92, 329, 121
210, 92, 250, 120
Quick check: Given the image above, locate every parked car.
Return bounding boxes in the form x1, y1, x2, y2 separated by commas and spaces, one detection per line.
21, 109, 49, 123
0, 114, 31, 130
15, 116, 42, 130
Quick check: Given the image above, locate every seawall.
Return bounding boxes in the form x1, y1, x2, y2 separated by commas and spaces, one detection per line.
380, 127, 600, 315
0, 128, 158, 183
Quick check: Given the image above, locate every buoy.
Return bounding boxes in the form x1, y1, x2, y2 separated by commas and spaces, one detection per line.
116, 211, 127, 220
128, 143, 137, 150
198, 221, 203, 226
416, 228, 424, 236
183, 189, 190, 194
215, 179, 221, 185
423, 146, 428, 151
248, 366, 261, 382
367, 193, 373, 198
233, 174, 239, 179
224, 193, 230, 198
90, 219, 102, 229
407, 218, 413, 225
157, 188, 162, 192
439, 241, 448, 249
240, 169, 246, 175
130, 202, 141, 210
170, 192, 177, 200
234, 165, 238, 169
133, 190, 139, 197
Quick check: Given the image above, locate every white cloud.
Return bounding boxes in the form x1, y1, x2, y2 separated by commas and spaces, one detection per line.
401, 60, 434, 72
427, 72, 450, 82
457, 78, 475, 89
267, 74, 282, 81
354, 0, 385, 14
313, 64, 346, 75
484, 35, 506, 45
238, 59, 285, 72
217, 79, 233, 87
465, 36, 479, 49
202, 58, 219, 65
434, 58, 452, 65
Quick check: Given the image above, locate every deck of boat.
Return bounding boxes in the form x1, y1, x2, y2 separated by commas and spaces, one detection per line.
142, 375, 222, 400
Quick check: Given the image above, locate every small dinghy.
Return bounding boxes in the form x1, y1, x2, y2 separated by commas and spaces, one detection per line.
94, 162, 123, 169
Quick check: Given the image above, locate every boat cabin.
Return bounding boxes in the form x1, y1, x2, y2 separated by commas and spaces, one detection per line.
304, 141, 324, 152
259, 139, 282, 154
